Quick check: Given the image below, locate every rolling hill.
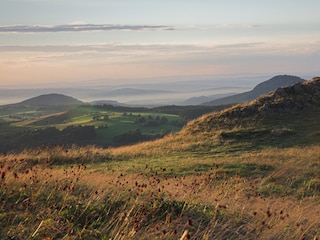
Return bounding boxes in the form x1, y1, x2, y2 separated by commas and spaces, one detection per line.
177, 77, 320, 151
187, 77, 319, 132
182, 92, 237, 105
0, 77, 319, 239
18, 93, 83, 106
202, 75, 305, 106
112, 77, 320, 156
107, 88, 173, 96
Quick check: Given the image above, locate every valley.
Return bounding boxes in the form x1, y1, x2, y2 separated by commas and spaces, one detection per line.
0, 103, 187, 151
1, 0, 319, 238
0, 77, 319, 239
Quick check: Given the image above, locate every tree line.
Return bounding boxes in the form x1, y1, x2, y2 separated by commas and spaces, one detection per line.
0, 125, 96, 152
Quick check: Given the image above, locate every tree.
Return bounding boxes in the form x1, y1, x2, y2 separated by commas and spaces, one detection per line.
160, 116, 168, 124
135, 116, 146, 124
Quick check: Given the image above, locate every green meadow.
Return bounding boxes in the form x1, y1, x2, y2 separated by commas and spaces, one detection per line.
0, 105, 185, 151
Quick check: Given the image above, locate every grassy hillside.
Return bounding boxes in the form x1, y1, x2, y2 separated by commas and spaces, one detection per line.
0, 78, 319, 239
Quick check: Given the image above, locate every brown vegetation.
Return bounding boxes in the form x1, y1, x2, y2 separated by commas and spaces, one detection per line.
0, 77, 319, 239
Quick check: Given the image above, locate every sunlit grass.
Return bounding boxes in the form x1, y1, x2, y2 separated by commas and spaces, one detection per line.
0, 142, 319, 239
1, 79, 320, 239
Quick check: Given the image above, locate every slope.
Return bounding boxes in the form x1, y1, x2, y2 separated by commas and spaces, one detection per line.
18, 93, 83, 106
187, 77, 319, 132
0, 78, 319, 240
203, 75, 305, 106
112, 77, 320, 156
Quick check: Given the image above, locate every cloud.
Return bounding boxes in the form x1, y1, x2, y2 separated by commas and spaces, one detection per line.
2, 41, 318, 68
2, 41, 316, 58
0, 23, 262, 34
0, 42, 271, 69
0, 24, 174, 33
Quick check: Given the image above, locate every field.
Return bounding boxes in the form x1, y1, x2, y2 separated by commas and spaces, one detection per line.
0, 80, 319, 239
0, 105, 185, 150
0, 104, 319, 239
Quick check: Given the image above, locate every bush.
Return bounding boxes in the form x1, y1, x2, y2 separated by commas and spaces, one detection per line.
113, 129, 147, 146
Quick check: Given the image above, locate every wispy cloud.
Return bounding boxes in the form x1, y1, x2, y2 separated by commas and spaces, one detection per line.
2, 41, 319, 68
0, 42, 262, 67
0, 42, 263, 56
0, 23, 263, 34
0, 24, 174, 33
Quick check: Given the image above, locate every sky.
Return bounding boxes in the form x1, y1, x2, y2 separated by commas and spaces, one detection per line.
0, 0, 319, 88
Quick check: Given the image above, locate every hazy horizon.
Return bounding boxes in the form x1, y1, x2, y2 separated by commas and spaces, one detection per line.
0, 0, 319, 89
0, 73, 264, 106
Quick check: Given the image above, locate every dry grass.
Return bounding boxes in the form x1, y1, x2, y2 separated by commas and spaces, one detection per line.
0, 144, 319, 239
1, 77, 320, 239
